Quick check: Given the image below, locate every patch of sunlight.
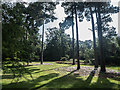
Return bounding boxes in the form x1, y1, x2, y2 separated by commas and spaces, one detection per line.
61, 84, 73, 88
91, 77, 98, 83
2, 79, 11, 85
88, 77, 98, 85
39, 81, 49, 85
108, 78, 119, 84
106, 66, 120, 71
75, 76, 86, 80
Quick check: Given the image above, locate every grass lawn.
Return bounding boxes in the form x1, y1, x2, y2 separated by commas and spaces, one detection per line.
1, 61, 120, 89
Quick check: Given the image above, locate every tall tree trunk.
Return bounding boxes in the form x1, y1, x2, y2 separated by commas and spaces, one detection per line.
95, 7, 100, 66
97, 5, 106, 72
89, 7, 98, 69
41, 20, 45, 64
26, 29, 29, 66
60, 29, 64, 57
25, 16, 29, 66
75, 5, 80, 70
72, 5, 75, 65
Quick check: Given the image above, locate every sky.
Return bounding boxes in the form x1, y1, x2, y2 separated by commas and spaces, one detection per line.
6, 0, 120, 41
42, 1, 119, 41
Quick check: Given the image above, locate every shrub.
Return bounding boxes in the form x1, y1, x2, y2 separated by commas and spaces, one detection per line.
60, 55, 69, 61
84, 60, 89, 64
105, 56, 120, 65
89, 59, 95, 65
83, 59, 94, 65
60, 57, 67, 61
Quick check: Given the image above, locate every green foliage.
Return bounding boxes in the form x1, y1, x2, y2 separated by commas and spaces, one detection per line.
101, 36, 120, 65
60, 57, 67, 61
116, 36, 120, 46
2, 60, 33, 82
44, 27, 72, 61
78, 40, 94, 60
2, 2, 57, 62
60, 55, 69, 61
2, 2, 57, 79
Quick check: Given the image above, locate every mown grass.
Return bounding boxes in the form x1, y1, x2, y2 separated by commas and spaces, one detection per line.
1, 61, 120, 89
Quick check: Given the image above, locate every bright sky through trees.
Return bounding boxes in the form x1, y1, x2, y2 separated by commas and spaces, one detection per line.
4, 0, 119, 41
39, 0, 119, 41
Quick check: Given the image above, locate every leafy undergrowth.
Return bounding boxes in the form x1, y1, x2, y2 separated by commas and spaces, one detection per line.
1, 61, 120, 89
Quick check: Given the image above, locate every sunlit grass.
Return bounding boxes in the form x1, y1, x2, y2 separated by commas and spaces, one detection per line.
106, 66, 120, 71
2, 61, 119, 89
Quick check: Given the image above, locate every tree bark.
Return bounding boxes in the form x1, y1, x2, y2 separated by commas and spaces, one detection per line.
41, 20, 44, 64
97, 5, 106, 72
61, 29, 64, 57
75, 5, 80, 70
72, 5, 75, 65
89, 6, 98, 69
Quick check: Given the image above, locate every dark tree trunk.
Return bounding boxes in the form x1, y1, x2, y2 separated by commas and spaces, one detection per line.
97, 5, 106, 72
61, 29, 64, 57
75, 5, 80, 70
89, 7, 98, 69
41, 21, 44, 64
25, 16, 30, 66
72, 5, 75, 65
25, 16, 29, 40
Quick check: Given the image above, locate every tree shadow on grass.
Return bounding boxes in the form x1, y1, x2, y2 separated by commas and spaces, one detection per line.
102, 72, 120, 81
29, 69, 41, 73
33, 65, 73, 74
32, 70, 78, 90
34, 70, 90, 89
85, 69, 96, 84
2, 73, 59, 89
2, 64, 72, 80
92, 71, 119, 89
85, 68, 119, 88
2, 68, 119, 89
2, 75, 15, 79
35, 69, 119, 89
2, 64, 73, 86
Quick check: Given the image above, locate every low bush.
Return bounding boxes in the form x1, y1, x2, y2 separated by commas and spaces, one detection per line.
60, 55, 69, 61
